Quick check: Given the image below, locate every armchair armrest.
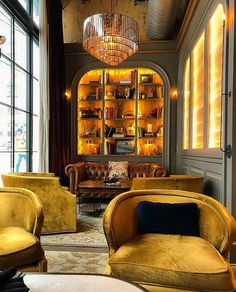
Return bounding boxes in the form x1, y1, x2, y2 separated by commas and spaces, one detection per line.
104, 189, 236, 259
0, 187, 44, 239
150, 163, 169, 177
65, 162, 86, 194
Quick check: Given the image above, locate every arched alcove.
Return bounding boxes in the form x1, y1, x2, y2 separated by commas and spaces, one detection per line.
71, 61, 170, 168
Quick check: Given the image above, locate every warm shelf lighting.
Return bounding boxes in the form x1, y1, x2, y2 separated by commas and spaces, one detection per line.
192, 33, 204, 149
208, 4, 224, 148
82, 11, 139, 66
183, 58, 190, 149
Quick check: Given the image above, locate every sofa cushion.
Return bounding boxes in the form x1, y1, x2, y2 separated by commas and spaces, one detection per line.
137, 201, 199, 236
109, 234, 235, 291
0, 227, 45, 269
108, 161, 128, 180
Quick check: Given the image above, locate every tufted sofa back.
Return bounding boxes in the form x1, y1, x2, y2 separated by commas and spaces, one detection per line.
65, 161, 168, 194
84, 162, 167, 180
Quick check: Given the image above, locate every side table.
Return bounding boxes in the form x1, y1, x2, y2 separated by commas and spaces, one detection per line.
77, 180, 132, 214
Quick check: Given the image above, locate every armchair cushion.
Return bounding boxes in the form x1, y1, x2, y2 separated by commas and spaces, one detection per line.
0, 227, 45, 270
137, 201, 199, 236
109, 233, 235, 291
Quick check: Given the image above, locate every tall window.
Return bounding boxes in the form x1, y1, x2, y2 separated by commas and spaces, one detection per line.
208, 4, 224, 148
0, 0, 39, 174
183, 4, 225, 151
183, 57, 190, 149
192, 33, 204, 149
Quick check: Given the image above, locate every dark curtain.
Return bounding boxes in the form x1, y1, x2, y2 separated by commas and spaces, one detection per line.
46, 0, 71, 185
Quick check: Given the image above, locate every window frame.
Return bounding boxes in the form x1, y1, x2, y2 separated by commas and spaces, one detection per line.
0, 0, 39, 172
181, 2, 225, 158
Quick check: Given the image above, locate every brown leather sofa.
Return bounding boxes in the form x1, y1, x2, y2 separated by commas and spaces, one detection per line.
65, 162, 168, 196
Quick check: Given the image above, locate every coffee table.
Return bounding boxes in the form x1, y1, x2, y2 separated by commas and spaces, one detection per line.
77, 180, 132, 213
23, 273, 147, 291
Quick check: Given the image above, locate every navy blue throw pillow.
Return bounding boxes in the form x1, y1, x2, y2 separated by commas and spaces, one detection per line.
137, 201, 199, 236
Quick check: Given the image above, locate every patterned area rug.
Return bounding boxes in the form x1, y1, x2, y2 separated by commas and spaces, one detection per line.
42, 210, 109, 273
45, 251, 108, 274
41, 212, 107, 250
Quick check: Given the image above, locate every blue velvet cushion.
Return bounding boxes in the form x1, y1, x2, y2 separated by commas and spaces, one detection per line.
137, 201, 199, 236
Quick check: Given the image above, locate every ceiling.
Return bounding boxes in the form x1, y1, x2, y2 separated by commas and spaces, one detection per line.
60, 0, 195, 44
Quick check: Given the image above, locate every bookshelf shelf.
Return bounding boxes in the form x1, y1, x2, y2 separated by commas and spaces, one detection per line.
77, 68, 164, 156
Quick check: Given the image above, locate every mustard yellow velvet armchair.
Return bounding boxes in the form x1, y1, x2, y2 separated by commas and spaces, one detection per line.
131, 175, 204, 193
1, 172, 77, 234
103, 189, 236, 292
0, 187, 47, 272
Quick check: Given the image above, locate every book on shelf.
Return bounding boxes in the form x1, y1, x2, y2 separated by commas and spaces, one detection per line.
119, 80, 131, 84
104, 141, 116, 155
105, 107, 118, 119
144, 132, 154, 137
107, 127, 116, 137
112, 133, 125, 138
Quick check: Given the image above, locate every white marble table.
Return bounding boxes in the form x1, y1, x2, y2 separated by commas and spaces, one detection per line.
23, 274, 147, 292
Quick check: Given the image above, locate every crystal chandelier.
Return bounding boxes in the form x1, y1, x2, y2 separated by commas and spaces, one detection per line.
82, 2, 139, 66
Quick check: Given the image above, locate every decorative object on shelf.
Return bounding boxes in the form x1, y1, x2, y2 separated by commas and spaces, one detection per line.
116, 140, 135, 154
0, 35, 6, 57
145, 140, 154, 156
125, 87, 130, 99
140, 74, 153, 83
147, 88, 155, 99
116, 88, 125, 99
80, 108, 101, 118
126, 124, 135, 137
86, 140, 100, 154
113, 128, 125, 138
106, 90, 115, 99
147, 123, 152, 133
84, 125, 98, 137
82, 1, 139, 66
123, 111, 135, 119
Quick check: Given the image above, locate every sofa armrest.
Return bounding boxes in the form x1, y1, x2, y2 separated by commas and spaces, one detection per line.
65, 163, 86, 194
150, 163, 169, 177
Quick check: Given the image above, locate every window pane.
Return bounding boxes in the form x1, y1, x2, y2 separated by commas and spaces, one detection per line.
32, 151, 38, 171
32, 116, 39, 171
14, 152, 28, 172
0, 5, 12, 58
0, 105, 11, 151
17, 0, 29, 12
15, 67, 28, 110
192, 33, 204, 149
183, 57, 190, 149
15, 23, 28, 70
208, 4, 224, 148
0, 57, 11, 105
33, 41, 39, 78
33, 0, 39, 26
33, 79, 39, 115
15, 110, 29, 151
0, 153, 12, 175
33, 116, 38, 151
